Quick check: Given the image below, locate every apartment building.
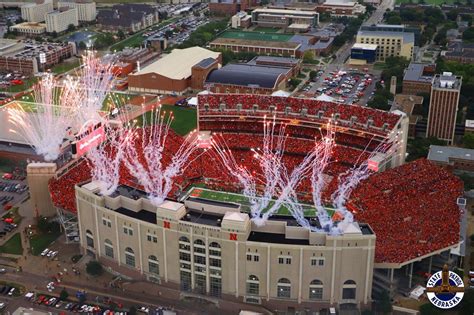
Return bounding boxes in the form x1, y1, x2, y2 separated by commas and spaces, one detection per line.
45, 7, 79, 33
21, 0, 54, 23
58, 0, 97, 22
356, 24, 414, 62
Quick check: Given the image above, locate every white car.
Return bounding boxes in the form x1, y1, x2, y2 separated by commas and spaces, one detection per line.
8, 287, 15, 296
0, 302, 5, 310
41, 248, 49, 256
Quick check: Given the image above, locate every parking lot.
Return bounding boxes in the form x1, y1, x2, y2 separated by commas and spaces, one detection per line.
0, 173, 28, 219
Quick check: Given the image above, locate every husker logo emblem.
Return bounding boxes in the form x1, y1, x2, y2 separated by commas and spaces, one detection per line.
426, 264, 464, 309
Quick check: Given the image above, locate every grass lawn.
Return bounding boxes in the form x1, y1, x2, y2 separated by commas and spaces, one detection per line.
190, 187, 335, 217
51, 59, 81, 74
0, 157, 26, 174
101, 92, 134, 111
30, 232, 61, 256
373, 62, 387, 70
219, 30, 292, 42
0, 233, 23, 255
138, 104, 197, 136
253, 27, 281, 33
0, 77, 39, 93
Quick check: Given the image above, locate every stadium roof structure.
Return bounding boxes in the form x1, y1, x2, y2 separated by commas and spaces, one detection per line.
132, 47, 220, 80
205, 63, 291, 89
427, 145, 474, 163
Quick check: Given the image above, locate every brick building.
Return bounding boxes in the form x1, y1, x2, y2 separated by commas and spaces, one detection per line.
426, 73, 462, 144
402, 63, 435, 95
0, 39, 75, 74
128, 47, 221, 95
209, 0, 256, 15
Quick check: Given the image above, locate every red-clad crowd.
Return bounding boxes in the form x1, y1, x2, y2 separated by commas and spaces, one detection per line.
48, 116, 462, 265
198, 94, 401, 135
350, 158, 463, 264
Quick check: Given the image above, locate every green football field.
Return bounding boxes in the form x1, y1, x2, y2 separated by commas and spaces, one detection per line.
219, 30, 293, 42
188, 187, 336, 217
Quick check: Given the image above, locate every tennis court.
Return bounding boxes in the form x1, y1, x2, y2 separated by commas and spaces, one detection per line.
219, 30, 293, 42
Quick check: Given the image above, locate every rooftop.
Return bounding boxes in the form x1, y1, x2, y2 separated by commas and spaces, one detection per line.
248, 231, 310, 245
251, 55, 300, 65
211, 37, 300, 49
115, 207, 157, 224
352, 43, 378, 50
205, 63, 291, 89
10, 22, 46, 30
432, 73, 462, 90
357, 30, 415, 43
428, 145, 474, 163
131, 47, 221, 80
252, 7, 318, 15
181, 210, 224, 227
403, 63, 436, 83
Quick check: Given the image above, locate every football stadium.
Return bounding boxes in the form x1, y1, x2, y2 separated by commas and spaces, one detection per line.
33, 92, 464, 313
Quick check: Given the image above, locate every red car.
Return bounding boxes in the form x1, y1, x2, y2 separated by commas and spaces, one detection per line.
10, 79, 24, 85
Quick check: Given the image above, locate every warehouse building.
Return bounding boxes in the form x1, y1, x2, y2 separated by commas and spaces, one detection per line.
128, 47, 221, 95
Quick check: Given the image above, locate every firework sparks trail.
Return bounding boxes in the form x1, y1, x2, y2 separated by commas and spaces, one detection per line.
87, 120, 135, 196
212, 116, 318, 226
124, 106, 202, 206
6, 73, 78, 161
331, 132, 402, 224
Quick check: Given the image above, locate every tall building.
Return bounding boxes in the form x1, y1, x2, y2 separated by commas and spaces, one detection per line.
20, 0, 54, 23
58, 0, 97, 22
356, 24, 414, 62
45, 7, 79, 33
426, 72, 462, 144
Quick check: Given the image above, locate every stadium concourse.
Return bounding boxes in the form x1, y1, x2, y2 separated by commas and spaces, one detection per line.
48, 94, 462, 269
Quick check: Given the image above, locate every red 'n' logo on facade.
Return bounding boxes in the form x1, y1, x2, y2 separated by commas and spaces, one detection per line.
229, 233, 237, 241
163, 221, 171, 229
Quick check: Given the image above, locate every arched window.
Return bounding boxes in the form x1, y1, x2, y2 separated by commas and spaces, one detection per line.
246, 275, 259, 296
148, 255, 159, 275
104, 239, 114, 258
125, 247, 135, 267
309, 279, 323, 300
209, 242, 221, 257
194, 239, 205, 254
277, 278, 291, 298
342, 280, 357, 300
179, 236, 190, 251
85, 230, 94, 248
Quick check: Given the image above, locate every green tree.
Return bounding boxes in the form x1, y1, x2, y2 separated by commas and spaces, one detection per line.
309, 70, 318, 80
387, 14, 402, 25
78, 41, 87, 50
463, 27, 474, 42
447, 9, 459, 21
463, 133, 474, 149
51, 31, 58, 38
406, 137, 446, 162
67, 24, 76, 33
117, 29, 125, 40
59, 288, 69, 300
303, 51, 315, 63
193, 10, 200, 17
86, 260, 103, 276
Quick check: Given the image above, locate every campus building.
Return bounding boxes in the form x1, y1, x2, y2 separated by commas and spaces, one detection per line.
428, 145, 474, 173
97, 4, 159, 32
210, 37, 301, 58
350, 43, 377, 64
45, 8, 79, 33
250, 8, 319, 32
204, 56, 300, 95
316, 0, 366, 17
426, 73, 462, 144
209, 0, 256, 15
231, 11, 252, 29
128, 47, 221, 95
9, 22, 46, 36
21, 0, 54, 23
58, 0, 97, 22
402, 63, 436, 95
76, 183, 375, 312
356, 24, 415, 62
0, 39, 76, 74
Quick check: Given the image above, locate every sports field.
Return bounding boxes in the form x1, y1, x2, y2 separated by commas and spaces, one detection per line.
188, 187, 336, 217
219, 30, 292, 42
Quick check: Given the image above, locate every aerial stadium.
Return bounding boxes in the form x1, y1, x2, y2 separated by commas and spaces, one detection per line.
1, 54, 464, 313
